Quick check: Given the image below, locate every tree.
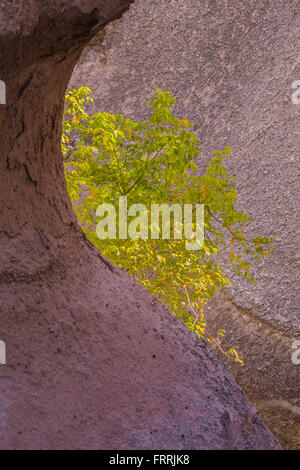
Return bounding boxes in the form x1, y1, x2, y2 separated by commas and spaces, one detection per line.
63, 87, 273, 363
0, 1, 279, 449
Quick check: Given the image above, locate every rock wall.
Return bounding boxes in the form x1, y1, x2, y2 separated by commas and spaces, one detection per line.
0, 0, 280, 449
69, 0, 300, 448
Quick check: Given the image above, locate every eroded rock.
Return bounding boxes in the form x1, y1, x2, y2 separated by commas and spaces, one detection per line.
0, 0, 280, 449
69, 0, 299, 448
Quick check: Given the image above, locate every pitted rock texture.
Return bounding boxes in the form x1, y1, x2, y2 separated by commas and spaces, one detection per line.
0, 0, 280, 449
0, 244, 281, 450
206, 292, 300, 450
69, 0, 300, 335
68, 0, 299, 448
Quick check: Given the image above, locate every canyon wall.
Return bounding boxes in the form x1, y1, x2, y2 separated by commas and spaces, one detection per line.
0, 0, 280, 449
69, 0, 300, 448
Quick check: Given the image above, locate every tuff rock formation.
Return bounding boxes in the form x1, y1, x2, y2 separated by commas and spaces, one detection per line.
0, 0, 281, 449
69, 0, 299, 448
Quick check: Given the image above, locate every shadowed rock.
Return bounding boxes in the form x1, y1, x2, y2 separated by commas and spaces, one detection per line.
68, 0, 299, 448
0, 0, 280, 449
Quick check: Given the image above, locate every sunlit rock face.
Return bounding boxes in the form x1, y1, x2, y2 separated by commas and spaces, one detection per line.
0, 0, 281, 450
69, 0, 300, 448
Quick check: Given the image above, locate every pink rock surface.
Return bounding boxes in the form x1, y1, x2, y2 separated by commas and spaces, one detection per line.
0, 0, 280, 449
